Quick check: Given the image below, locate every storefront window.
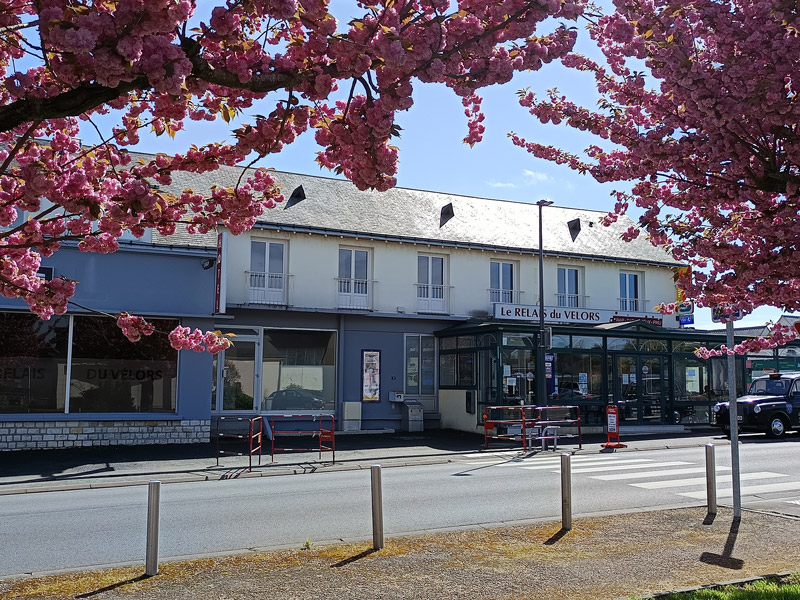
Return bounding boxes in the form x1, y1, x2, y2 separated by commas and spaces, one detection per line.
501, 347, 534, 404
553, 352, 604, 425
457, 336, 476, 349
262, 330, 336, 411
673, 355, 712, 425
457, 353, 475, 386
571, 336, 602, 350
0, 314, 69, 414
69, 316, 178, 413
440, 337, 456, 350
405, 335, 436, 404
502, 333, 534, 348
641, 339, 668, 352
439, 354, 456, 386
777, 347, 800, 373
608, 337, 638, 351
551, 335, 570, 348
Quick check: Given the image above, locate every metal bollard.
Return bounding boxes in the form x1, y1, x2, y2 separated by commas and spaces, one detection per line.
145, 480, 161, 577
561, 453, 572, 531
371, 465, 384, 550
706, 444, 717, 515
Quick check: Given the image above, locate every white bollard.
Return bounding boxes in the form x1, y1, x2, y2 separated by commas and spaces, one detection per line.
145, 480, 161, 577
561, 453, 572, 531
706, 444, 717, 515
371, 465, 384, 550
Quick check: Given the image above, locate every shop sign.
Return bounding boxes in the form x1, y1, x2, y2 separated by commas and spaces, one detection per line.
609, 315, 664, 326
494, 304, 611, 325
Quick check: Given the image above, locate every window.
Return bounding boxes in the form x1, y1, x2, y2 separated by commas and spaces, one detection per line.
69, 316, 178, 413
405, 335, 436, 410
261, 330, 336, 412
557, 266, 581, 307
417, 254, 448, 313
338, 248, 370, 309
620, 271, 642, 311
250, 240, 286, 304
490, 260, 515, 303
0, 314, 69, 413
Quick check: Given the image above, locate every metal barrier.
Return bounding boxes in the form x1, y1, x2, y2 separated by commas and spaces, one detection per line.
269, 413, 335, 463
482, 405, 582, 451
216, 416, 264, 472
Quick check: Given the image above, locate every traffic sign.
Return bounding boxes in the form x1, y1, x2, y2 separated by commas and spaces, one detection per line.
679, 315, 694, 326
676, 300, 694, 316
711, 306, 744, 324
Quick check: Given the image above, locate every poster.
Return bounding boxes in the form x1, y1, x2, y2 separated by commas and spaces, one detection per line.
362, 350, 380, 402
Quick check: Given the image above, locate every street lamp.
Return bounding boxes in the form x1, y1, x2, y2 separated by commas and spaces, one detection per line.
536, 199, 554, 408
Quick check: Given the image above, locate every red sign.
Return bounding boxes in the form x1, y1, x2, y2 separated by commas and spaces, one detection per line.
214, 233, 223, 314
602, 404, 627, 449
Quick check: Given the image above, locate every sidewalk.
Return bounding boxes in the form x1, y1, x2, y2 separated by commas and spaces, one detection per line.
0, 427, 727, 494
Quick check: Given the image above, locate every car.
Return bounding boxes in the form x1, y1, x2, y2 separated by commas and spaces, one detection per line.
265, 388, 325, 411
713, 372, 800, 439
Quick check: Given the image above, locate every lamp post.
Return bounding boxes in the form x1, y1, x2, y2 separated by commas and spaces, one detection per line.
536, 199, 554, 407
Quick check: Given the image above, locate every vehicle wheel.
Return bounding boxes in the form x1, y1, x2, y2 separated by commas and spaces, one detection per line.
766, 416, 788, 439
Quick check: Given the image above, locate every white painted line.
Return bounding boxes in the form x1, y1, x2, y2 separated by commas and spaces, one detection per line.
680, 481, 800, 499
513, 457, 655, 470
592, 467, 730, 481
520, 458, 658, 471
631, 472, 786, 489
566, 461, 693, 474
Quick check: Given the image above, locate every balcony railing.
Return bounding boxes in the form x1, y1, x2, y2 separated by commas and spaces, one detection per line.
247, 271, 288, 305
415, 283, 452, 314
337, 278, 374, 310
488, 288, 523, 304
618, 297, 648, 312
555, 293, 589, 308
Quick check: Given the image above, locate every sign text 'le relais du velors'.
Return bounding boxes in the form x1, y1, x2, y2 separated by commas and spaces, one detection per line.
492, 303, 663, 327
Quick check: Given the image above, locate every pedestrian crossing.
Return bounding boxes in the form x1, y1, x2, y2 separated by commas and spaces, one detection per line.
461, 451, 798, 502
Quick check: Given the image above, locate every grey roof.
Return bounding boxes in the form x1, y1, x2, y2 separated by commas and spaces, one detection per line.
153, 163, 681, 267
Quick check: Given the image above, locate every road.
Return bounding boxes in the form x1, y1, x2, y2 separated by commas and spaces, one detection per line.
3, 441, 800, 577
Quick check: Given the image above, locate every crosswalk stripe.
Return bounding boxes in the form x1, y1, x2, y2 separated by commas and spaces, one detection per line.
631, 472, 786, 489
680, 481, 800, 499
463, 455, 648, 467
519, 458, 658, 471
566, 461, 692, 474
592, 466, 730, 481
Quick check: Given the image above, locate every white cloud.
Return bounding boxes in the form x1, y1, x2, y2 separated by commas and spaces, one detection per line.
485, 180, 516, 188
522, 170, 552, 183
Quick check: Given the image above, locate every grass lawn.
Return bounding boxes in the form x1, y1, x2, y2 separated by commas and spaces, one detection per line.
650, 575, 800, 599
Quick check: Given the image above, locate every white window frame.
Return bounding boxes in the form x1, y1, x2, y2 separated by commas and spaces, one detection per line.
249, 239, 287, 305
490, 260, 517, 303
619, 271, 643, 312
557, 266, 582, 308
417, 254, 448, 314
338, 246, 371, 309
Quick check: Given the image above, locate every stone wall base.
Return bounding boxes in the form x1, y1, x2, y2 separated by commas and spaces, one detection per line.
0, 419, 211, 451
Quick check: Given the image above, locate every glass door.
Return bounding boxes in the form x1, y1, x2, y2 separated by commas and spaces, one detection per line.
613, 354, 667, 424
217, 337, 261, 412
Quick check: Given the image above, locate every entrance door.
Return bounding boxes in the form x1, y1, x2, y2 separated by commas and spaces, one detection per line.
614, 354, 667, 424
217, 338, 261, 412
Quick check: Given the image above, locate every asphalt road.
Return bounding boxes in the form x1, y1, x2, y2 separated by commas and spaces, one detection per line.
3, 442, 800, 577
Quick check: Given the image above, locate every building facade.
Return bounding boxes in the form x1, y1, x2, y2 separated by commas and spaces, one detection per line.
3, 165, 798, 450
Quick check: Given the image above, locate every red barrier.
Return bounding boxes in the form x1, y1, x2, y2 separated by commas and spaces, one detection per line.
216, 416, 264, 472
601, 404, 627, 449
269, 413, 335, 463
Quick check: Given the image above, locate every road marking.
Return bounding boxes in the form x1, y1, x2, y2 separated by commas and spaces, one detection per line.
680, 481, 800, 499
565, 461, 693, 474
592, 467, 730, 481
464, 455, 645, 467
631, 472, 786, 489
519, 458, 659, 471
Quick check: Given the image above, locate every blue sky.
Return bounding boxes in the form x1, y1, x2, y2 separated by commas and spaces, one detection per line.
79, 4, 786, 332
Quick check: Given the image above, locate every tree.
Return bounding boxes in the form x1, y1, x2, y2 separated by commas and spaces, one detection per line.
0, 0, 584, 351
512, 0, 799, 354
